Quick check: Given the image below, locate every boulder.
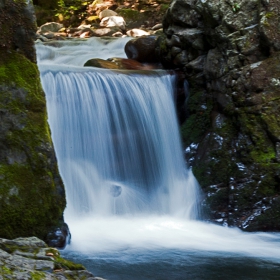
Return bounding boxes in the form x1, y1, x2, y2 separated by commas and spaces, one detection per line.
125, 35, 159, 63
99, 9, 118, 19
37, 22, 64, 34
100, 16, 126, 31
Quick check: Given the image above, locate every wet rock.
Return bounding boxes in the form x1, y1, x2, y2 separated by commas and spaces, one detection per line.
84, 57, 159, 70
161, 0, 280, 231
46, 223, 71, 249
84, 58, 120, 69
125, 35, 159, 62
110, 185, 122, 197
259, 8, 280, 52
108, 57, 158, 69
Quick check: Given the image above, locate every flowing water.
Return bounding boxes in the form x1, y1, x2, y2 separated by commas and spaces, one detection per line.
36, 38, 280, 279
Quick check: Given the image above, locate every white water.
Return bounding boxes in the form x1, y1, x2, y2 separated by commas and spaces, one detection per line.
36, 38, 280, 275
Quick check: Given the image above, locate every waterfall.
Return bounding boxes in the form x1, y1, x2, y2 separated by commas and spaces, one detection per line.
36, 38, 200, 221
36, 38, 280, 265
40, 68, 199, 219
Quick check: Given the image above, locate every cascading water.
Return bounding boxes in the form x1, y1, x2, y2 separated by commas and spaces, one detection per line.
40, 68, 199, 219
36, 38, 280, 280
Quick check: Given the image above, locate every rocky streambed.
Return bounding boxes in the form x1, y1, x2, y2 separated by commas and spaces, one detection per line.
0, 236, 103, 280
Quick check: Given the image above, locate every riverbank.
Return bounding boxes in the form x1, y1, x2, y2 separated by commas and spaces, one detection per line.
0, 236, 102, 279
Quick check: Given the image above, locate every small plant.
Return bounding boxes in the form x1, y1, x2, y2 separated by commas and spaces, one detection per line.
232, 3, 240, 12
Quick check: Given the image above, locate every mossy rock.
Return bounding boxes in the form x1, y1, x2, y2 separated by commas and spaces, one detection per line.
0, 50, 66, 240
0, 0, 66, 242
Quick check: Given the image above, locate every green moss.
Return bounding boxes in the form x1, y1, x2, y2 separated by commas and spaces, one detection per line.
45, 249, 85, 271
261, 113, 280, 142
0, 51, 51, 165
0, 239, 41, 254
238, 112, 276, 164
0, 55, 42, 97
0, 164, 60, 238
160, 3, 169, 13
265, 12, 276, 18
30, 271, 47, 280
1, 266, 13, 275
54, 257, 86, 271
46, 248, 60, 256
0, 50, 65, 240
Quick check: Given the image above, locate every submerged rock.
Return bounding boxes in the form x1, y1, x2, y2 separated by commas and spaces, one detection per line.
84, 57, 160, 70
110, 185, 122, 197
84, 58, 121, 69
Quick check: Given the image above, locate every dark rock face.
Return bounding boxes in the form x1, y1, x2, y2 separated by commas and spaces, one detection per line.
160, 0, 280, 230
0, 0, 36, 62
0, 0, 66, 243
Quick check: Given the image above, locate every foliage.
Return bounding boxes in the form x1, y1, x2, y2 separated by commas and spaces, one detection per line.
232, 3, 240, 12
55, 0, 91, 24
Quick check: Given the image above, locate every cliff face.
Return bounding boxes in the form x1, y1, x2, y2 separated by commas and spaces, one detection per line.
0, 0, 66, 241
160, 0, 280, 230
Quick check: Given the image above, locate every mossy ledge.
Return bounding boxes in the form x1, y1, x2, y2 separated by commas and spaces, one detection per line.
0, 0, 66, 242
0, 237, 98, 279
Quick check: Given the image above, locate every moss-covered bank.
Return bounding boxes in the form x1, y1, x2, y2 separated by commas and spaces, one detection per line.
0, 0, 66, 242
